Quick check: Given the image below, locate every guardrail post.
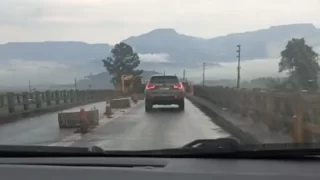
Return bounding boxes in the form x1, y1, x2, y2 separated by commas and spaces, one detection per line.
7, 92, 15, 113
55, 90, 60, 104
35, 91, 42, 108
78, 90, 82, 101
41, 93, 45, 102
87, 90, 91, 101
29, 92, 33, 100
85, 90, 90, 101
80, 90, 85, 101
0, 95, 4, 107
84, 90, 88, 101
75, 90, 80, 102
46, 91, 52, 106
265, 92, 275, 130
69, 90, 75, 102
22, 92, 29, 111
293, 93, 304, 143
63, 90, 68, 103
16, 95, 21, 104
90, 90, 94, 100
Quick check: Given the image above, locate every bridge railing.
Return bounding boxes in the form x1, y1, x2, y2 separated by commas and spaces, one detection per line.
0, 89, 120, 117
193, 85, 320, 143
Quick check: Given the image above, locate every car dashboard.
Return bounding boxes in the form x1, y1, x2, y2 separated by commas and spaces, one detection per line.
0, 157, 318, 179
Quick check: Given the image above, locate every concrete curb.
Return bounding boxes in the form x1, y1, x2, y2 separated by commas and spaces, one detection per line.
186, 94, 261, 144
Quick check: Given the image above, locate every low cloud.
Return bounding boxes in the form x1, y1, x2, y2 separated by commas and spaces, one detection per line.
138, 53, 170, 63
0, 59, 81, 87
0, 57, 294, 90
185, 58, 286, 82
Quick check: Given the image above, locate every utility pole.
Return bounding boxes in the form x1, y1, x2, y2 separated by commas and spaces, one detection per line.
163, 70, 166, 75
28, 80, 32, 92
236, 45, 241, 88
202, 63, 206, 86
183, 69, 186, 81
74, 78, 78, 90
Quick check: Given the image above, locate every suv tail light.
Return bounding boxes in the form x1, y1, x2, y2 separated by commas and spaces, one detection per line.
146, 83, 156, 90
173, 83, 184, 89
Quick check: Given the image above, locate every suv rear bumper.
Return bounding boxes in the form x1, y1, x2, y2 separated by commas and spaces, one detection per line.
145, 95, 184, 105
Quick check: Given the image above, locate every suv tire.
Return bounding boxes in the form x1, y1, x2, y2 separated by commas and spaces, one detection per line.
178, 100, 185, 111
145, 101, 153, 112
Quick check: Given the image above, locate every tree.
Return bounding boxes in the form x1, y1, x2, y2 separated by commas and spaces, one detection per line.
102, 42, 143, 88
279, 38, 320, 91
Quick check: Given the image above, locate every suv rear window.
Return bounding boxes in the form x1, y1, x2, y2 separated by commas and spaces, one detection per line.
149, 76, 180, 83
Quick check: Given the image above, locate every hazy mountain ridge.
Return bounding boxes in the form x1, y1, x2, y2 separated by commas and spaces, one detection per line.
1, 23, 320, 90
123, 23, 320, 62
1, 24, 319, 65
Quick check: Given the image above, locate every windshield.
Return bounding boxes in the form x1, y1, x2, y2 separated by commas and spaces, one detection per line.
149, 76, 180, 84
0, 0, 319, 155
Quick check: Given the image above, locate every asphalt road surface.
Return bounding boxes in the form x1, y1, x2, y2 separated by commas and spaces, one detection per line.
0, 99, 231, 150
70, 100, 231, 150
0, 101, 108, 146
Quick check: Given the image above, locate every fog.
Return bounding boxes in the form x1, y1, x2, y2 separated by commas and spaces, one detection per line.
139, 53, 171, 63
0, 56, 286, 89
156, 57, 286, 83
0, 59, 82, 88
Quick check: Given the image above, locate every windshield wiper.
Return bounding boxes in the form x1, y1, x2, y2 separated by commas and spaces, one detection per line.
94, 139, 320, 159
182, 138, 240, 150
92, 138, 242, 157
2, 140, 320, 159
0, 138, 240, 158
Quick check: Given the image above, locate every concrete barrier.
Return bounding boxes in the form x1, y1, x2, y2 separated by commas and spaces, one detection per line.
0, 89, 119, 125
110, 98, 131, 108
87, 109, 99, 126
58, 109, 99, 128
186, 94, 293, 144
130, 94, 144, 102
136, 94, 145, 100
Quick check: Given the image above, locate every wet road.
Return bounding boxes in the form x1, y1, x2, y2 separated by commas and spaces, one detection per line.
70, 100, 231, 150
0, 101, 108, 146
0, 99, 231, 150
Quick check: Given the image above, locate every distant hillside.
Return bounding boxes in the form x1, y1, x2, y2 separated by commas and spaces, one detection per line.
124, 23, 320, 62
123, 28, 211, 66
0, 24, 319, 66
2, 23, 320, 88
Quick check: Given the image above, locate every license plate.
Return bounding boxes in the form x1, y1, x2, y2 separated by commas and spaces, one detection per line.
160, 87, 169, 90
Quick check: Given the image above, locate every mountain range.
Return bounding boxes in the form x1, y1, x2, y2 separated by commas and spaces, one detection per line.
1, 23, 320, 90
0, 23, 319, 64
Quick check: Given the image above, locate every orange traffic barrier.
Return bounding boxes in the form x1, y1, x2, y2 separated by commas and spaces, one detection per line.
79, 108, 87, 121
79, 108, 89, 133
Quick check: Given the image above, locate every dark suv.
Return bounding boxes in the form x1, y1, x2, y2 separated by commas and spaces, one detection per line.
144, 75, 185, 111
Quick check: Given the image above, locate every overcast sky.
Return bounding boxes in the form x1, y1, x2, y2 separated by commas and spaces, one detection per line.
0, 0, 320, 44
